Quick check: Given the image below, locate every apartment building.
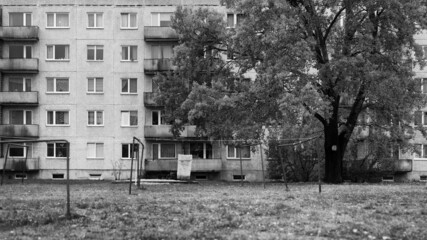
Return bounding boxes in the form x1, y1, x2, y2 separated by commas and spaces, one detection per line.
0, 0, 265, 182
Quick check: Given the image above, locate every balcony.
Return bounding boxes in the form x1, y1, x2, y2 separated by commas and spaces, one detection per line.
0, 59, 39, 73
144, 125, 196, 138
0, 125, 39, 138
144, 92, 163, 108
0, 26, 39, 41
395, 159, 412, 172
0, 92, 38, 105
145, 158, 222, 172
144, 59, 176, 74
0, 158, 40, 171
144, 27, 178, 42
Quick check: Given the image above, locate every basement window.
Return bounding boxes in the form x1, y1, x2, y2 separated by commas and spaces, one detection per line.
15, 174, 27, 179
420, 175, 427, 182
52, 173, 64, 179
233, 175, 245, 181
382, 176, 394, 182
195, 175, 207, 180
89, 173, 102, 180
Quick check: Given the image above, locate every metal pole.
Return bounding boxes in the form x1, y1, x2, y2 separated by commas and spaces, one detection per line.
239, 147, 243, 186
1, 144, 10, 186
66, 142, 71, 219
318, 157, 322, 193
278, 146, 289, 191
259, 144, 266, 189
129, 139, 135, 195
136, 149, 140, 188
23, 145, 29, 184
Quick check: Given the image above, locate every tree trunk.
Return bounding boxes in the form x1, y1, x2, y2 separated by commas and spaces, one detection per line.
324, 122, 344, 183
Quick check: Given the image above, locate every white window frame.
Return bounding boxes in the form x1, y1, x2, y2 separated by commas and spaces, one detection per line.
87, 110, 104, 126
47, 143, 68, 158
121, 78, 137, 94
46, 12, 70, 28
87, 45, 103, 61
8, 77, 31, 92
9, 45, 32, 59
46, 110, 70, 126
46, 45, 70, 61
121, 111, 138, 127
120, 13, 137, 29
87, 12, 103, 28
121, 45, 138, 61
121, 143, 138, 159
226, 13, 241, 28
150, 12, 173, 26
87, 77, 103, 94
87, 143, 104, 159
153, 143, 176, 159
227, 145, 251, 159
414, 144, 427, 159
9, 110, 32, 125
151, 110, 163, 125
8, 143, 32, 158
9, 12, 32, 26
46, 77, 69, 93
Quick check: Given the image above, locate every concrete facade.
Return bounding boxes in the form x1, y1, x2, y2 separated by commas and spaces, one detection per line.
0, 0, 266, 182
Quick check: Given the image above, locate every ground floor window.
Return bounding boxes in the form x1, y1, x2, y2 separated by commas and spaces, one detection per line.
188, 142, 212, 159
8, 144, 32, 158
414, 144, 427, 158
121, 143, 139, 159
87, 143, 104, 159
153, 143, 176, 159
47, 143, 68, 158
227, 145, 250, 159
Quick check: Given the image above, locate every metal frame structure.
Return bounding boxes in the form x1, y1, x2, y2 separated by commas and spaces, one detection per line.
129, 136, 145, 195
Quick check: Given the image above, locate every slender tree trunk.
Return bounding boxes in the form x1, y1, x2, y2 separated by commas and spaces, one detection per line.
324, 122, 343, 183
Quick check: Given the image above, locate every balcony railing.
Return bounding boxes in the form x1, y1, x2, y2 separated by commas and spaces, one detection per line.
144, 59, 176, 73
144, 26, 178, 41
0, 58, 39, 73
0, 157, 40, 171
144, 92, 162, 107
145, 158, 222, 172
0, 125, 39, 138
0, 26, 39, 41
144, 125, 196, 138
0, 91, 38, 105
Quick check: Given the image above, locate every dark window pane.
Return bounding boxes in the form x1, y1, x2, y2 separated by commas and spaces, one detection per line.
122, 144, 129, 158
9, 45, 24, 58
9, 13, 24, 26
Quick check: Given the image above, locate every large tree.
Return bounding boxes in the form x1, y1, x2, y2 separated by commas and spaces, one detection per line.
156, 0, 427, 183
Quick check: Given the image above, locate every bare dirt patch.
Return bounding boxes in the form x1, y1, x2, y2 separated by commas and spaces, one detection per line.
1, 181, 426, 239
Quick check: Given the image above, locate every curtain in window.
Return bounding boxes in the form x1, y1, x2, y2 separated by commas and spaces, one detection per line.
88, 111, 95, 124
47, 111, 54, 124
96, 111, 103, 125
25, 78, 31, 92
160, 144, 175, 158
25, 13, 31, 26
47, 13, 54, 27
25, 111, 32, 125
87, 143, 96, 158
121, 13, 128, 28
56, 111, 69, 124
95, 78, 103, 92
88, 14, 95, 27
56, 78, 69, 92
121, 111, 130, 126
151, 13, 159, 26
47, 46, 54, 59
130, 79, 137, 93
151, 46, 161, 59
47, 78, 54, 92
9, 13, 23, 26
96, 46, 103, 60
9, 78, 24, 92
87, 78, 94, 92
130, 111, 138, 125
159, 13, 172, 27
122, 46, 129, 60
227, 146, 236, 158
96, 14, 103, 27
10, 111, 24, 124
96, 143, 104, 158
56, 13, 69, 27
130, 13, 137, 27
121, 79, 129, 92
87, 46, 95, 60
130, 46, 137, 60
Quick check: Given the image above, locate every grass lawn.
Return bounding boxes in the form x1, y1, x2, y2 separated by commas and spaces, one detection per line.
1, 180, 427, 239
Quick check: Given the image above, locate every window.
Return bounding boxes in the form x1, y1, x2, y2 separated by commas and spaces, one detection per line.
87, 12, 103, 28
188, 143, 213, 159
151, 12, 173, 27
153, 143, 176, 159
87, 45, 103, 61
8, 78, 31, 92
47, 143, 68, 158
233, 175, 246, 180
47, 78, 69, 93
421, 78, 427, 94
421, 175, 427, 181
52, 173, 65, 179
121, 143, 139, 159
47, 111, 69, 125
9, 45, 32, 59
414, 144, 427, 158
47, 45, 69, 60
88, 111, 103, 126
87, 78, 103, 93
121, 111, 138, 126
227, 145, 250, 159
152, 110, 165, 125
47, 13, 69, 28
226, 13, 244, 28
15, 174, 27, 179
87, 143, 104, 159
121, 13, 137, 28
9, 12, 32, 26
121, 46, 137, 61
151, 45, 173, 59
121, 78, 137, 93
9, 145, 28, 158
9, 110, 32, 125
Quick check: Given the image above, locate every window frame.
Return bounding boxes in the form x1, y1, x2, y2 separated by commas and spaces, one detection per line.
87, 110, 104, 126
46, 77, 70, 93
226, 13, 243, 28
46, 12, 70, 28
8, 144, 31, 158
152, 143, 176, 159
9, 12, 32, 26
47, 142, 69, 158
9, 45, 32, 59
87, 45, 104, 61
121, 45, 138, 61
87, 142, 104, 159
8, 77, 31, 92
87, 12, 104, 28
120, 111, 138, 127
46, 110, 70, 126
226, 145, 251, 159
120, 12, 138, 29
87, 77, 103, 94
150, 12, 173, 27
9, 110, 32, 125
121, 78, 137, 94
46, 44, 70, 61
121, 143, 139, 159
